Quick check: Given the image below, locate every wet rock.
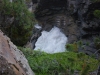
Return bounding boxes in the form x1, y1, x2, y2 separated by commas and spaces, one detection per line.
25, 24, 42, 49
0, 30, 34, 75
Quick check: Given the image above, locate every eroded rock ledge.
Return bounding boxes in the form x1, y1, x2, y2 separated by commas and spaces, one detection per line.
0, 30, 34, 75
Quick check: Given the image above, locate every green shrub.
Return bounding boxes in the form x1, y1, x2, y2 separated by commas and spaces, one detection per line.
93, 10, 100, 18
19, 47, 99, 75
94, 37, 100, 49
0, 0, 37, 46
66, 43, 78, 52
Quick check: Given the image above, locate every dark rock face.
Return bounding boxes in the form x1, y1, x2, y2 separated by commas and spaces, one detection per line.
38, 0, 67, 9
34, 0, 90, 18
32, 0, 38, 4
31, 0, 82, 47
34, 0, 67, 18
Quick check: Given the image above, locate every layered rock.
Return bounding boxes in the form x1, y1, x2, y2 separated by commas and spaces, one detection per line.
0, 30, 34, 75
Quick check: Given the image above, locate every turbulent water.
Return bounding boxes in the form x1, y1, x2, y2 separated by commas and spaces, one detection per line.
34, 26, 67, 53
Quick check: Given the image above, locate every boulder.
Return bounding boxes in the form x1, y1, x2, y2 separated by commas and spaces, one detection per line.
0, 30, 34, 75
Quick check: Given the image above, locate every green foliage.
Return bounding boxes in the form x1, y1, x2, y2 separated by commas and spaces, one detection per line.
19, 47, 99, 75
0, 0, 37, 46
94, 37, 100, 44
66, 41, 84, 52
66, 43, 78, 52
66, 41, 91, 53
94, 37, 100, 49
93, 10, 100, 18
80, 64, 90, 75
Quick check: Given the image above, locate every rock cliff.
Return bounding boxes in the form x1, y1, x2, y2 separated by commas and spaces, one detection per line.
0, 30, 34, 75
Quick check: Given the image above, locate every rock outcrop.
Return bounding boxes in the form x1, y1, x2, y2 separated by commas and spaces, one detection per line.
0, 30, 34, 75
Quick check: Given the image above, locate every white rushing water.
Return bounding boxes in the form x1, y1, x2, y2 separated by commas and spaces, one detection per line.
34, 26, 67, 53
34, 24, 42, 29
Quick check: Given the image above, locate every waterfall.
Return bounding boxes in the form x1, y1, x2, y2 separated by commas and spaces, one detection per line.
34, 26, 67, 53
